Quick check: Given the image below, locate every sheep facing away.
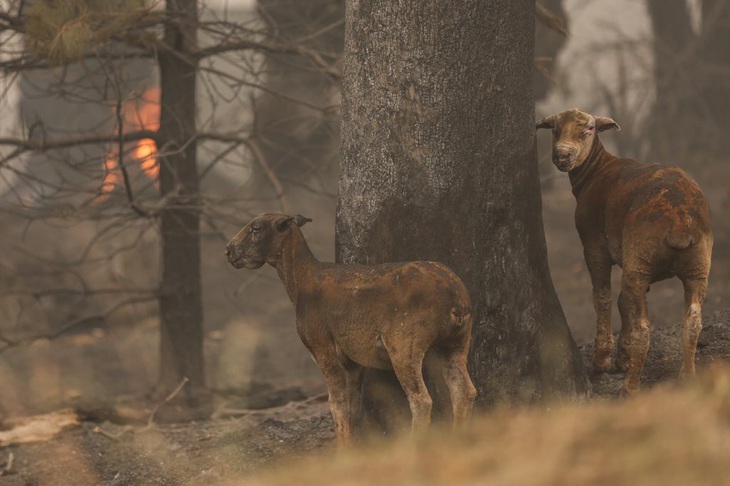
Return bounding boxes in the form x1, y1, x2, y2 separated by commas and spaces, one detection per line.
537, 108, 713, 396
225, 212, 477, 447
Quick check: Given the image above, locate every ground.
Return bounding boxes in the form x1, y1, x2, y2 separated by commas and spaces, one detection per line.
1, 308, 729, 485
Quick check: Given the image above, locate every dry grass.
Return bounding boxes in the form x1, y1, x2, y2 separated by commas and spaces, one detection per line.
247, 365, 730, 486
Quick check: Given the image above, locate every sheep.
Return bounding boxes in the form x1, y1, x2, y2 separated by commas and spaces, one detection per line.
225, 212, 477, 447
536, 108, 713, 396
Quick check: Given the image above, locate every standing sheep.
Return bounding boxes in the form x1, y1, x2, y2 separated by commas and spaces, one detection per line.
225, 212, 477, 446
537, 108, 713, 396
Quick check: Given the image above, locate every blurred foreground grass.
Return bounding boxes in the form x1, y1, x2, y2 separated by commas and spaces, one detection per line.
248, 364, 730, 486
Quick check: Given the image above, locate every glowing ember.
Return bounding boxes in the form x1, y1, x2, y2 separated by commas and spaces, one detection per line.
98, 157, 120, 202
96, 87, 160, 202
136, 139, 159, 180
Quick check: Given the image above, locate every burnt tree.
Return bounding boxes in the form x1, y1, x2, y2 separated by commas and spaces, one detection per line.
698, 0, 730, 156
647, 0, 730, 162
156, 0, 204, 396
337, 0, 590, 417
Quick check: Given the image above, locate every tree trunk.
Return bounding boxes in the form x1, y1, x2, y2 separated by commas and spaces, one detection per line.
337, 0, 590, 419
698, 0, 730, 155
646, 0, 697, 161
647, 0, 730, 162
157, 0, 205, 398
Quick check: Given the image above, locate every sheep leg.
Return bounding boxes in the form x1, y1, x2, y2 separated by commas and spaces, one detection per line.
616, 290, 632, 372
384, 341, 432, 438
679, 277, 707, 379
441, 350, 476, 426
316, 352, 352, 448
586, 254, 614, 372
343, 360, 364, 437
619, 271, 651, 396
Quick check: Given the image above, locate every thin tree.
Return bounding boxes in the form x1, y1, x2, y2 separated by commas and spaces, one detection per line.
155, 0, 204, 396
337, 0, 590, 418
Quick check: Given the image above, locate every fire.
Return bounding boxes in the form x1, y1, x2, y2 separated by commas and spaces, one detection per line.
129, 86, 161, 182
135, 139, 159, 180
100, 157, 120, 194
96, 87, 160, 202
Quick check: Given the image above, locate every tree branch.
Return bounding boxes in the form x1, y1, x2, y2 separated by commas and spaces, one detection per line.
0, 129, 159, 153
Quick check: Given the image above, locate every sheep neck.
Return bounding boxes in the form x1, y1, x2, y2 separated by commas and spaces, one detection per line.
568, 137, 614, 198
274, 226, 318, 305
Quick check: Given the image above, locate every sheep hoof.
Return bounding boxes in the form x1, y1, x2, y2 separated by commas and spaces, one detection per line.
592, 366, 611, 376
678, 366, 696, 380
592, 356, 613, 374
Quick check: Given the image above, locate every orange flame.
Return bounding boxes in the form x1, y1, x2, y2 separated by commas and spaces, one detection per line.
136, 139, 159, 181
100, 157, 120, 195
97, 87, 160, 202
126, 87, 160, 181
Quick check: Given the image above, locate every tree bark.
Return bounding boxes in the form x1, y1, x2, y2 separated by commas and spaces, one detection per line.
157, 0, 205, 397
337, 0, 590, 417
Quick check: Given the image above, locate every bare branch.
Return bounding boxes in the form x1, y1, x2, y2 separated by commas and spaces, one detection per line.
0, 129, 158, 153
145, 377, 189, 428
197, 63, 338, 113
246, 136, 289, 213
195, 38, 340, 78
0, 295, 157, 352
536, 1, 568, 38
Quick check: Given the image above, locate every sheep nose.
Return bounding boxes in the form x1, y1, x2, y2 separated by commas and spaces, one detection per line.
554, 146, 572, 160
225, 245, 232, 258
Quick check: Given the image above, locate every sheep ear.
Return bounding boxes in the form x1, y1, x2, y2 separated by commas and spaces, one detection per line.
276, 216, 296, 232
595, 116, 620, 132
536, 115, 556, 130
294, 215, 312, 227
277, 215, 312, 232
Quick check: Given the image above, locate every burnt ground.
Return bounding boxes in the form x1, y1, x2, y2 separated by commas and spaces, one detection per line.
0, 170, 728, 485
0, 309, 729, 485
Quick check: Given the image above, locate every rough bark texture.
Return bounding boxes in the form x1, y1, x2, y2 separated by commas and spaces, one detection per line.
157, 0, 205, 397
337, 0, 590, 411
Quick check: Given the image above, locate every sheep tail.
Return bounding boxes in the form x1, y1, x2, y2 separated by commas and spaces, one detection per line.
450, 306, 471, 327
666, 226, 694, 250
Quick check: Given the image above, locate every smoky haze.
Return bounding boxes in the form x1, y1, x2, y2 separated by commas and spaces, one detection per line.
0, 0, 726, 427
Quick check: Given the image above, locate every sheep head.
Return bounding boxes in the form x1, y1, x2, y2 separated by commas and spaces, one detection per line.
536, 108, 620, 172
225, 212, 312, 269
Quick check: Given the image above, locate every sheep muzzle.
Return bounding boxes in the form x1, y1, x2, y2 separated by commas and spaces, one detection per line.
225, 238, 266, 269
552, 144, 577, 171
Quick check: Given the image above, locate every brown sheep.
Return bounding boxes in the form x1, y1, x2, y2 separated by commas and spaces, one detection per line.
225, 212, 477, 447
537, 108, 713, 396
